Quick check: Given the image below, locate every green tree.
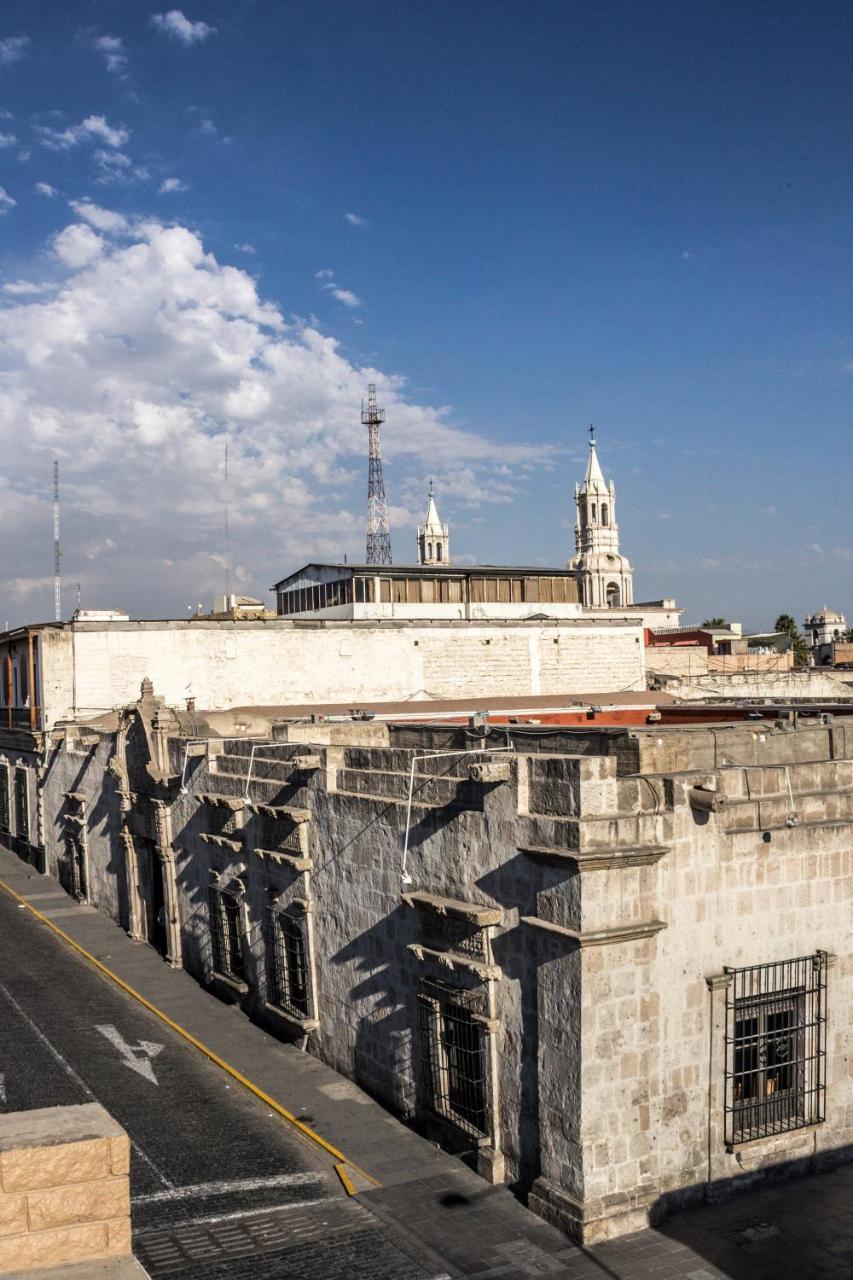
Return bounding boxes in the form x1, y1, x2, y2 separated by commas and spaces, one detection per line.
775, 614, 810, 666
701, 617, 727, 627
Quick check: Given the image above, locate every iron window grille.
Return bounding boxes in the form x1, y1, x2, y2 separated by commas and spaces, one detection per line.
14, 769, 28, 842
418, 978, 490, 1140
265, 906, 310, 1018
0, 767, 8, 833
725, 954, 827, 1145
208, 885, 246, 983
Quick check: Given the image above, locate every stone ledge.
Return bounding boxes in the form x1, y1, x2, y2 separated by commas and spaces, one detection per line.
521, 917, 667, 946
199, 833, 243, 852
248, 803, 311, 823
253, 848, 312, 871
402, 890, 502, 927
520, 844, 668, 870
407, 942, 501, 981
262, 1003, 320, 1034
197, 793, 244, 811
1, 1257, 149, 1279
725, 1121, 824, 1161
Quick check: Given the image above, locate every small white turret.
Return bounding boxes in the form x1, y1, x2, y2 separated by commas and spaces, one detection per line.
417, 481, 450, 565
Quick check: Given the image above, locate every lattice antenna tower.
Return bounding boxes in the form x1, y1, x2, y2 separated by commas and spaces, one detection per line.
53, 459, 61, 622
362, 383, 392, 565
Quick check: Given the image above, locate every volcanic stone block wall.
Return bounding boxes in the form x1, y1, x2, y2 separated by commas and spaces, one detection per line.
0, 1104, 131, 1275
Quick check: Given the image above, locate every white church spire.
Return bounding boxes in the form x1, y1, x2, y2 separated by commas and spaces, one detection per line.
583, 425, 607, 491
417, 481, 450, 564
569, 427, 634, 609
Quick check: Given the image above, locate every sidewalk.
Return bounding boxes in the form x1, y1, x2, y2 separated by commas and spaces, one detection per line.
3, 843, 852, 1280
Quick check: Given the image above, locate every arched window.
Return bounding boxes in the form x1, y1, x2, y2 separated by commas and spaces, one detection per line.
427, 542, 433, 560
601, 503, 609, 526
436, 544, 443, 562
606, 582, 621, 608
590, 503, 596, 521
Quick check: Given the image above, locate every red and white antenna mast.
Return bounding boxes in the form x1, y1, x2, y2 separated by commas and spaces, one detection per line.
53, 459, 61, 621
362, 384, 392, 565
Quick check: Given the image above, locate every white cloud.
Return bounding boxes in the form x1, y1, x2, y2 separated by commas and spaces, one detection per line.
69, 200, 128, 232
94, 35, 128, 76
0, 36, 29, 65
93, 150, 147, 185
0, 216, 554, 624
316, 270, 361, 307
344, 212, 367, 227
0, 186, 16, 214
158, 177, 188, 194
328, 286, 360, 308
35, 181, 57, 197
2, 281, 50, 295
0, 131, 17, 148
152, 10, 216, 44
234, 243, 255, 254
37, 114, 129, 151
52, 223, 104, 268
192, 116, 229, 143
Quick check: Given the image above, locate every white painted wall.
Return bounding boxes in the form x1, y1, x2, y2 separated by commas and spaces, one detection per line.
38, 619, 646, 722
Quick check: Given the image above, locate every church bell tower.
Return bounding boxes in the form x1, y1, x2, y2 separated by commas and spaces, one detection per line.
417, 481, 450, 565
569, 427, 633, 608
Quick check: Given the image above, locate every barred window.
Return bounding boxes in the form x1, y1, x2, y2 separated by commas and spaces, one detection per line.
208, 885, 246, 983
14, 769, 28, 842
265, 906, 310, 1018
0, 768, 8, 833
62, 834, 87, 902
725, 954, 827, 1144
418, 979, 489, 1139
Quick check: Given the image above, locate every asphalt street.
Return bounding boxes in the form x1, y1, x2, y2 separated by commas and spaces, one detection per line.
0, 889, 426, 1279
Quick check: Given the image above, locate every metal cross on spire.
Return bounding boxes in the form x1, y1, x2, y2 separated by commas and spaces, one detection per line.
362, 384, 393, 565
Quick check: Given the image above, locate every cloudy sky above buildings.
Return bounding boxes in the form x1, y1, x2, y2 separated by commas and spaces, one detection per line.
0, 1, 851, 629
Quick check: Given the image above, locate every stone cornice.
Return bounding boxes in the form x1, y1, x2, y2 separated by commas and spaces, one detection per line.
520, 844, 668, 871
402, 890, 502, 927
521, 917, 667, 947
407, 942, 501, 981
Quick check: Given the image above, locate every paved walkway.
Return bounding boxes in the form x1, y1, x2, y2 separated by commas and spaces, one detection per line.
1, 844, 851, 1279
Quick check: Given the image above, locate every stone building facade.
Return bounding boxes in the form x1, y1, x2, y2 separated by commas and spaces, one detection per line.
7, 692, 850, 1245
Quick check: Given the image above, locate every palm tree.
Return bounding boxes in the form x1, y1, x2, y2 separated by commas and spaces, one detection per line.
701, 617, 727, 627
775, 614, 809, 666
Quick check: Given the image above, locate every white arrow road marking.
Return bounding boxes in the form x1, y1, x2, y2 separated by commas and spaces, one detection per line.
95, 1024, 164, 1085
0, 983, 171, 1187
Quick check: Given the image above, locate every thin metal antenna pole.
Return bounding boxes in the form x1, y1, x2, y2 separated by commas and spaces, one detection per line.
224, 437, 231, 604
53, 459, 61, 622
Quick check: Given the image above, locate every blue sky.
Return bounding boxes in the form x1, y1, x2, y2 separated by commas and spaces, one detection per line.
0, 0, 851, 629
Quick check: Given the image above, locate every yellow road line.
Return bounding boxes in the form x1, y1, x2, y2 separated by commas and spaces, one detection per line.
334, 1161, 358, 1196
0, 877, 379, 1191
